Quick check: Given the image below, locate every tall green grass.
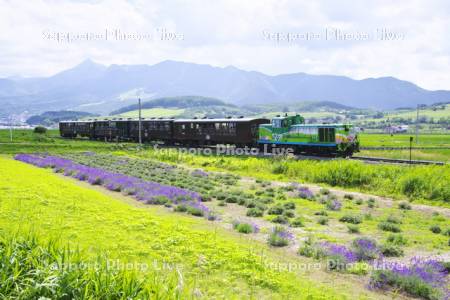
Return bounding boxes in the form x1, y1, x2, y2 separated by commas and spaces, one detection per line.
0, 234, 186, 299
136, 149, 450, 205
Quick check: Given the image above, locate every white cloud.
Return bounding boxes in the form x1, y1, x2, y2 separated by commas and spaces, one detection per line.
0, 0, 449, 90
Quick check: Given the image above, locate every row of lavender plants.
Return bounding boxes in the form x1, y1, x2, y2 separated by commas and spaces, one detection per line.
62, 153, 292, 220
14, 154, 215, 220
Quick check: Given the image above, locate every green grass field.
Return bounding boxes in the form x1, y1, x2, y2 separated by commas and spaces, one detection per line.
0, 156, 375, 299
359, 133, 450, 148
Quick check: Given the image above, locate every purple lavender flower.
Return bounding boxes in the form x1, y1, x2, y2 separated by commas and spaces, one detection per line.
268, 226, 294, 247
370, 257, 449, 298
326, 199, 342, 211
352, 237, 380, 261
232, 219, 260, 233
298, 187, 314, 200
191, 169, 208, 177
14, 154, 211, 218
319, 241, 357, 263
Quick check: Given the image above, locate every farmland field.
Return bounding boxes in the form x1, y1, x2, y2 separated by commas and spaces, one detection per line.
112, 108, 185, 118
359, 133, 450, 148
1, 130, 450, 299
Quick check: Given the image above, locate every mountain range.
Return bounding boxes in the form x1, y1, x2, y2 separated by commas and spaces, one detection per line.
1, 59, 450, 117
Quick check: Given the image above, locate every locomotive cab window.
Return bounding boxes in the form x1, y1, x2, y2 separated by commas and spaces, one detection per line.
319, 127, 335, 142
272, 119, 282, 128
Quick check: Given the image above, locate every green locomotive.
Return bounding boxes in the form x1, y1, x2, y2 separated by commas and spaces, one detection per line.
257, 114, 359, 157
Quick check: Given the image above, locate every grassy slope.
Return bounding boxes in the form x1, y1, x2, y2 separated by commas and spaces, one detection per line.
385, 104, 450, 119
114, 108, 185, 118
0, 156, 353, 299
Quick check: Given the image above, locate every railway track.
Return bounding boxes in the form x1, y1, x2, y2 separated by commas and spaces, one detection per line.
350, 156, 445, 165
153, 144, 446, 165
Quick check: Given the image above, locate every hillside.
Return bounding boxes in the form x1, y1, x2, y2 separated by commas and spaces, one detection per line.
26, 111, 96, 126
110, 96, 235, 115
109, 97, 357, 120
2, 60, 450, 116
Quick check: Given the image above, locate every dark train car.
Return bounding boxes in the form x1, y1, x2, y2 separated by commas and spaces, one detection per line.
172, 117, 270, 146
59, 121, 93, 138
129, 118, 174, 142
92, 119, 131, 141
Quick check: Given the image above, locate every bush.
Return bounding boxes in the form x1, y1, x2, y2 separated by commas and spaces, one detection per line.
443, 228, 450, 236
347, 262, 369, 275
400, 175, 428, 199
380, 244, 404, 257
326, 199, 342, 211
246, 208, 264, 217
34, 126, 47, 134
298, 244, 316, 257
272, 215, 289, 224
398, 201, 412, 210
370, 268, 441, 300
317, 217, 328, 225
233, 222, 255, 234
367, 198, 376, 208
283, 202, 296, 210
429, 225, 441, 234
268, 226, 292, 247
290, 217, 304, 227
386, 234, 408, 246
187, 207, 204, 217
225, 195, 238, 203
352, 237, 379, 261
378, 222, 401, 233
339, 215, 362, 224
354, 198, 363, 205
344, 194, 354, 200
386, 215, 402, 224
267, 205, 284, 215
237, 197, 247, 206
347, 224, 360, 233
320, 188, 330, 195
314, 210, 328, 216
215, 192, 227, 200
283, 210, 295, 218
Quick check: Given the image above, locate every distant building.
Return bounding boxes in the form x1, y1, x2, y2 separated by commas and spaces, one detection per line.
384, 125, 409, 134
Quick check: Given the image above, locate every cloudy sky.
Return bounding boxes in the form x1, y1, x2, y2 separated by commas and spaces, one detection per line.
0, 0, 449, 90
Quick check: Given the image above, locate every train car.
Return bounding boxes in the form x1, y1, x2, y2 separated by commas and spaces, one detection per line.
129, 118, 174, 143
173, 117, 270, 146
258, 114, 359, 156
91, 119, 131, 141
59, 121, 93, 138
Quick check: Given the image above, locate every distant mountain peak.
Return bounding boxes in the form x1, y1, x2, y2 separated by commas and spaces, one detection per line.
77, 58, 102, 67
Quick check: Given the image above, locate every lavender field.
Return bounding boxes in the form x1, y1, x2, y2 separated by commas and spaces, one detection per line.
9, 152, 450, 300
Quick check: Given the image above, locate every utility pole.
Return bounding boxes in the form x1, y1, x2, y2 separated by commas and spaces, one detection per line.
9, 115, 13, 142
138, 98, 142, 146
409, 136, 413, 164
415, 104, 419, 144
